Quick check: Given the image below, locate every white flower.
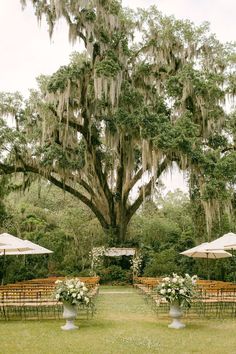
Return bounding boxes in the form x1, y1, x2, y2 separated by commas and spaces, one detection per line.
54, 277, 91, 306
156, 273, 197, 308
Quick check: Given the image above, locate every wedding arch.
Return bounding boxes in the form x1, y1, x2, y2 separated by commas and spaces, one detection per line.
91, 247, 142, 278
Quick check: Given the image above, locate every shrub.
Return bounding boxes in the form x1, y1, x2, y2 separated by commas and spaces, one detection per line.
98, 265, 132, 284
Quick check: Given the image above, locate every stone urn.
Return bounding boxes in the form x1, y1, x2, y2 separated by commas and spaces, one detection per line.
61, 302, 78, 330
168, 301, 185, 329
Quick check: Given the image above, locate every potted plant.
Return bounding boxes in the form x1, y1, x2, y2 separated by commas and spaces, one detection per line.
54, 278, 90, 330
156, 273, 198, 329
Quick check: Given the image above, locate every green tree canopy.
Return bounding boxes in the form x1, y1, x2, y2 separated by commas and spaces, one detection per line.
0, 1, 235, 243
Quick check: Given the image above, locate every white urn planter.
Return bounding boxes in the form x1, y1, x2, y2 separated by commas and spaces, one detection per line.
168, 301, 185, 329
61, 302, 78, 330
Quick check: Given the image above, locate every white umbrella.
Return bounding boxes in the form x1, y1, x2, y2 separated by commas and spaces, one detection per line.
0, 233, 33, 254
0, 233, 33, 284
206, 232, 236, 251
180, 242, 232, 259
224, 243, 236, 250
0, 233, 52, 254
0, 233, 53, 284
206, 232, 236, 281
5, 240, 53, 255
180, 242, 232, 279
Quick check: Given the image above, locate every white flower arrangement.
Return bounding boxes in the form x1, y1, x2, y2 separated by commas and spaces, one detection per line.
156, 273, 198, 308
54, 278, 90, 306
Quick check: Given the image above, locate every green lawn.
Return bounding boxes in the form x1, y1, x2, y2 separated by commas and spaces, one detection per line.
0, 286, 236, 354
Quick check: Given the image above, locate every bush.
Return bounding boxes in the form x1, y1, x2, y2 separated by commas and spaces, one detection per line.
143, 249, 178, 276
78, 269, 93, 277
98, 265, 132, 284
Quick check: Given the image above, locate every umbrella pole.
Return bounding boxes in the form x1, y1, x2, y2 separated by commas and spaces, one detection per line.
232, 249, 236, 283
1, 249, 6, 285
207, 254, 210, 280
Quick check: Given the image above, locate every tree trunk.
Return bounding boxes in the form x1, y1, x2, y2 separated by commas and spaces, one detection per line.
104, 223, 128, 246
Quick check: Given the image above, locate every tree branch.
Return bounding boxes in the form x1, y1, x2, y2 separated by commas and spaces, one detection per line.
62, 9, 87, 47
126, 178, 153, 224
48, 175, 108, 229
48, 106, 85, 135
0, 162, 109, 230
123, 167, 144, 202
79, 179, 95, 196
126, 157, 169, 223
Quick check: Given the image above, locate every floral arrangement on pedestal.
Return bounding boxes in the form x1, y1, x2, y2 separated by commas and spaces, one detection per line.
54, 278, 90, 306
156, 273, 198, 308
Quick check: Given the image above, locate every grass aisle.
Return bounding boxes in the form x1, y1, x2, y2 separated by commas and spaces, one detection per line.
1, 286, 236, 353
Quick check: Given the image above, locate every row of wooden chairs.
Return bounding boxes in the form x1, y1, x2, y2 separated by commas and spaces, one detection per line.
134, 277, 161, 288
13, 276, 100, 286
134, 277, 236, 317
0, 276, 100, 320
134, 277, 236, 290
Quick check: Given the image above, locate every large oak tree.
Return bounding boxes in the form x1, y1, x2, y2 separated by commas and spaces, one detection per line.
0, 0, 235, 243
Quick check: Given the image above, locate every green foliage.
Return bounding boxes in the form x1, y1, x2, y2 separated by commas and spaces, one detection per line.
95, 56, 121, 77
1, 181, 105, 283
47, 61, 90, 93
1, 185, 235, 283
128, 193, 234, 280
1, 0, 236, 246
98, 265, 132, 284
143, 249, 179, 276
0, 176, 9, 226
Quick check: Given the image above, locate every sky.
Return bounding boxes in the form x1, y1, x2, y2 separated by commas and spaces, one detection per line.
0, 0, 235, 193
0, 0, 235, 97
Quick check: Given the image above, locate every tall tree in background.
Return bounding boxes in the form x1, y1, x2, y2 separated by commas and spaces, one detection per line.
0, 176, 8, 228
0, 0, 235, 243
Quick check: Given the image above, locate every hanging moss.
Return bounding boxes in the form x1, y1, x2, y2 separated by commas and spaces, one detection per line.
95, 58, 121, 78
1, 1, 235, 243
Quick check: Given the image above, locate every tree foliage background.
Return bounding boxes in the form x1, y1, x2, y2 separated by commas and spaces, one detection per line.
0, 185, 234, 284
0, 0, 235, 245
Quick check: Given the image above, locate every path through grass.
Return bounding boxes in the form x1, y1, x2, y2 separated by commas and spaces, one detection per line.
1, 286, 236, 353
